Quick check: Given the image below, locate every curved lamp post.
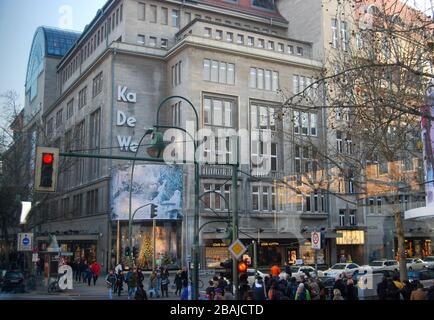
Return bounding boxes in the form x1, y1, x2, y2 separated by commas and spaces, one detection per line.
154, 96, 200, 300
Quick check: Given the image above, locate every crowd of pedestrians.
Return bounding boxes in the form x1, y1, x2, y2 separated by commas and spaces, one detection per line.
377, 274, 434, 300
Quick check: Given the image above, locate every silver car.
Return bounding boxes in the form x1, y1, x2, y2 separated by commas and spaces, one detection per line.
368, 260, 399, 272
406, 258, 428, 271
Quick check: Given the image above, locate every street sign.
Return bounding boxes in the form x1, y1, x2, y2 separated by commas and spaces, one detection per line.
228, 239, 247, 260
17, 233, 33, 251
311, 231, 321, 250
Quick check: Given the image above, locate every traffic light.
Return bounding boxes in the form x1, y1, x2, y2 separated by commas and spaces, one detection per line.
320, 231, 326, 249
150, 204, 158, 218
35, 147, 59, 192
125, 246, 130, 257
132, 246, 138, 258
238, 261, 248, 273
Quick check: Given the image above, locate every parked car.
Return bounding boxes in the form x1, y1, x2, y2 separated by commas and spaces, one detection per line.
0, 270, 25, 293
422, 256, 434, 268
408, 269, 434, 287
246, 269, 269, 287
322, 263, 366, 278
406, 258, 428, 271
366, 260, 399, 272
279, 265, 317, 281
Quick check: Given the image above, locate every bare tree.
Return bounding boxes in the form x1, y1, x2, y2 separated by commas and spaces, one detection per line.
279, 0, 433, 281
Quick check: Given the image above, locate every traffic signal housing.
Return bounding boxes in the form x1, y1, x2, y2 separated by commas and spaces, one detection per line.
132, 246, 138, 258
150, 204, 158, 218
125, 246, 130, 257
238, 261, 248, 273
35, 147, 59, 192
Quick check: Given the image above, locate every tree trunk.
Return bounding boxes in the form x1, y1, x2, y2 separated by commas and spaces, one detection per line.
394, 209, 408, 281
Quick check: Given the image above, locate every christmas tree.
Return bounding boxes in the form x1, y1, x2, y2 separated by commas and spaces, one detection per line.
137, 234, 153, 269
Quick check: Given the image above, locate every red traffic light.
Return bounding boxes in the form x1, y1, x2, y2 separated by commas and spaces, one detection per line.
238, 261, 248, 273
42, 153, 54, 165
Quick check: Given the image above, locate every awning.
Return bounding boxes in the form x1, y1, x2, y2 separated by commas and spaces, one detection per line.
36, 234, 99, 241
405, 206, 434, 220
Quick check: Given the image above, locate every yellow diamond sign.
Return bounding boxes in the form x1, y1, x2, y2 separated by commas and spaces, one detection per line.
228, 239, 247, 260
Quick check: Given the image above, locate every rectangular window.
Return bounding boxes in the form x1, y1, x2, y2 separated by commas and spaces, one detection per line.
216, 30, 223, 40
172, 101, 182, 127
258, 39, 264, 48
219, 62, 227, 84
257, 69, 264, 90
116, 8, 119, 25
278, 43, 284, 52
185, 12, 191, 24
89, 109, 101, 179
339, 210, 345, 226
150, 5, 157, 23
262, 187, 269, 211
203, 96, 235, 128
288, 45, 294, 54
149, 36, 157, 47
264, 70, 271, 91
92, 72, 103, 97
336, 131, 343, 153
237, 34, 244, 44
137, 34, 145, 45
172, 9, 180, 27
331, 18, 338, 48
293, 110, 300, 134
226, 32, 233, 42
341, 21, 348, 51
161, 38, 168, 48
247, 36, 254, 46
211, 60, 219, 82
227, 63, 235, 85
161, 7, 168, 25
301, 112, 308, 135
138, 3, 145, 20
203, 59, 211, 81
297, 47, 303, 55
56, 109, 63, 128
79, 87, 87, 109
204, 27, 212, 37
249, 68, 257, 88
268, 41, 274, 50
252, 186, 259, 211
310, 113, 317, 136
272, 71, 279, 91
66, 99, 74, 119
293, 75, 299, 94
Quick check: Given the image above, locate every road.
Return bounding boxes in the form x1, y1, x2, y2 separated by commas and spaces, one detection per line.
0, 273, 212, 301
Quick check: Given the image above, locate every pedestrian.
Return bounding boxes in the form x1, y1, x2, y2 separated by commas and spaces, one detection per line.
205, 280, 215, 300
427, 280, 434, 300
333, 289, 344, 300
286, 277, 298, 300
340, 254, 347, 263
126, 267, 138, 300
81, 260, 88, 283
334, 276, 347, 299
90, 260, 101, 286
410, 281, 427, 300
155, 268, 162, 298
180, 277, 189, 300
346, 278, 358, 300
253, 276, 267, 300
385, 278, 401, 300
84, 263, 92, 286
174, 270, 182, 296
115, 262, 123, 275
284, 262, 292, 278
239, 273, 250, 300
135, 283, 148, 300
115, 270, 124, 296
270, 265, 281, 282
401, 280, 414, 300
137, 268, 144, 287
161, 267, 170, 298
149, 270, 158, 298
106, 270, 117, 300
294, 282, 311, 300
218, 276, 227, 291
377, 276, 388, 300
214, 288, 224, 300
308, 278, 321, 300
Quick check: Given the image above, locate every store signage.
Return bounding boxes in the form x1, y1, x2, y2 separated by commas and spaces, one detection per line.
336, 230, 365, 245
212, 243, 228, 247
260, 242, 279, 247
117, 86, 137, 103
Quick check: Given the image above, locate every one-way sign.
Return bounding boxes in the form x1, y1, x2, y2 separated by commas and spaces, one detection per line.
17, 233, 33, 251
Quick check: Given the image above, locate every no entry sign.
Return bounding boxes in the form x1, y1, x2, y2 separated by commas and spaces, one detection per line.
311, 231, 321, 250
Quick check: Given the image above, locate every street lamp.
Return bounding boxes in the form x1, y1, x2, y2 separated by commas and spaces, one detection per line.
154, 96, 200, 300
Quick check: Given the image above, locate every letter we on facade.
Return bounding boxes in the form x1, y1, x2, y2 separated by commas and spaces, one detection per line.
116, 85, 139, 152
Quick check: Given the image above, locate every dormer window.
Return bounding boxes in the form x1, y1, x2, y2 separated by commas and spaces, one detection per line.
252, 0, 275, 10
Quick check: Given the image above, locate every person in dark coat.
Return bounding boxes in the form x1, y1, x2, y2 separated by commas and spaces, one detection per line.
115, 270, 124, 296
286, 277, 298, 300
238, 273, 250, 300
401, 280, 414, 300
252, 277, 267, 300
135, 283, 148, 300
346, 278, 358, 300
334, 277, 347, 300
161, 267, 170, 298
174, 270, 183, 296
377, 276, 388, 300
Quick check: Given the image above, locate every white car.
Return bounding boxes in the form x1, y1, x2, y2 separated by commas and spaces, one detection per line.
367, 260, 399, 272
406, 258, 428, 271
279, 265, 317, 281
246, 269, 269, 287
322, 263, 365, 278
422, 256, 434, 268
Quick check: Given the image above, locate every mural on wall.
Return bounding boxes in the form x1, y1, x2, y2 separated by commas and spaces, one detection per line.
111, 164, 183, 220
422, 79, 434, 207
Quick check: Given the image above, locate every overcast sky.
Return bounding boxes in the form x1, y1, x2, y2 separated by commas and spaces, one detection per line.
0, 0, 432, 108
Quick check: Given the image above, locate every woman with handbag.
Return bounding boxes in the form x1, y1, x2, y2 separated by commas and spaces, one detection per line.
161, 267, 170, 298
